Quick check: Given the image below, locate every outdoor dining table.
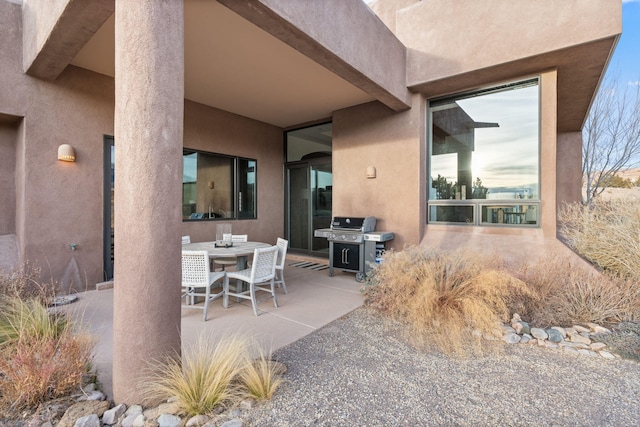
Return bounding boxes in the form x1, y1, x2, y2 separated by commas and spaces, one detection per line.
182, 241, 271, 300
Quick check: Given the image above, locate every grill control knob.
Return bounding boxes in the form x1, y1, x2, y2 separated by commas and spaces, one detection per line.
351, 235, 358, 241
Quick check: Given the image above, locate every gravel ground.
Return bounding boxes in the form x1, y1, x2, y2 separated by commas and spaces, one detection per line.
227, 307, 640, 427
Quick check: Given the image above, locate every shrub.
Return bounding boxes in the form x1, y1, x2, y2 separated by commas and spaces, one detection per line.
240, 347, 283, 401
559, 199, 640, 281
517, 255, 640, 326
0, 295, 94, 416
364, 246, 534, 355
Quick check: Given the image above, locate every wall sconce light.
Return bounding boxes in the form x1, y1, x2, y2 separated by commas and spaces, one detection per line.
207, 180, 215, 189
57, 144, 76, 162
366, 166, 376, 179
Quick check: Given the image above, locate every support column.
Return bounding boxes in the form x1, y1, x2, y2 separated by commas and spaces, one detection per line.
113, 0, 184, 404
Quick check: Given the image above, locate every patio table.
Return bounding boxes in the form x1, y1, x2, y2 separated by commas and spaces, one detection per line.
182, 241, 271, 301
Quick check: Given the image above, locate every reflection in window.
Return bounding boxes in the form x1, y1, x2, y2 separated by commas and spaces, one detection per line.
428, 78, 540, 226
183, 150, 257, 221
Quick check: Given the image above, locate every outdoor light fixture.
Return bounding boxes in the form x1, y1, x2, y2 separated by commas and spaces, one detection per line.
57, 144, 76, 162
208, 180, 215, 189
366, 166, 376, 179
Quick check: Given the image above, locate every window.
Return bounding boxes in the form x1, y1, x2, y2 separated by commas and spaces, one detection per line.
182, 150, 257, 221
428, 78, 540, 226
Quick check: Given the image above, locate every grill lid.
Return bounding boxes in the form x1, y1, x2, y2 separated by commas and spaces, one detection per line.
331, 216, 376, 232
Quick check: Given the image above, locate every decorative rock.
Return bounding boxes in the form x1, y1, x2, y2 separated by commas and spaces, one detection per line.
565, 327, 577, 335
599, 351, 616, 360
186, 414, 210, 427
74, 414, 101, 427
221, 419, 243, 427
546, 329, 564, 343
511, 313, 522, 322
570, 333, 591, 345
573, 325, 590, 333
563, 346, 580, 355
58, 400, 110, 427
519, 334, 531, 344
531, 328, 548, 340
590, 342, 607, 352
144, 402, 182, 420
545, 341, 559, 349
551, 326, 567, 338
78, 391, 105, 402
502, 332, 521, 344
102, 403, 127, 425
537, 339, 546, 347
83, 383, 96, 393
560, 341, 589, 349
126, 405, 143, 416
157, 413, 181, 427
588, 323, 612, 334
121, 412, 145, 427
501, 325, 516, 334
512, 321, 530, 335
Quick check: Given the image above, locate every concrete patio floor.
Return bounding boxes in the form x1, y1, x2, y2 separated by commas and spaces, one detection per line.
61, 256, 364, 400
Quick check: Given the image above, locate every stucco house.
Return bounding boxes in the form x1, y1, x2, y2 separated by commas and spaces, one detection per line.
0, 0, 620, 402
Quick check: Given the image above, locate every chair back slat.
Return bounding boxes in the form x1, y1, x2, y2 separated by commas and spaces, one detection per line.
181, 235, 191, 245
276, 237, 288, 269
250, 246, 278, 282
182, 250, 210, 287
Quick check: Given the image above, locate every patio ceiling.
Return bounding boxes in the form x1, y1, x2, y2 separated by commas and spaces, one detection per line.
70, 0, 375, 129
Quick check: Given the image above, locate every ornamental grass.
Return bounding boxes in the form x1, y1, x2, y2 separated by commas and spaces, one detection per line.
364, 246, 535, 356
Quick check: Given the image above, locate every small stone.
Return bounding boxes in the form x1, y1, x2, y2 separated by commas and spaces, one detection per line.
570, 333, 591, 345
565, 327, 577, 335
520, 335, 531, 344
590, 342, 607, 351
239, 399, 253, 410
157, 413, 181, 427
599, 351, 616, 360
144, 402, 181, 420
563, 346, 580, 355
186, 415, 210, 427
58, 401, 110, 427
82, 383, 96, 393
587, 323, 612, 334
121, 413, 144, 427
512, 321, 530, 335
545, 341, 559, 349
230, 409, 242, 417
126, 405, 143, 416
551, 326, 567, 338
102, 403, 127, 425
546, 329, 564, 343
220, 419, 243, 427
502, 332, 521, 344
531, 328, 548, 340
511, 313, 522, 322
501, 325, 516, 334
537, 339, 546, 347
74, 414, 101, 427
573, 325, 590, 333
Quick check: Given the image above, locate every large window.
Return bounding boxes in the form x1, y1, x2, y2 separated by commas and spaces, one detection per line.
428, 78, 540, 226
183, 149, 257, 221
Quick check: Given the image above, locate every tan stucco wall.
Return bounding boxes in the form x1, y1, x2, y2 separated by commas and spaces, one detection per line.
557, 131, 583, 206
0, 123, 17, 235
0, 1, 284, 290
332, 93, 425, 250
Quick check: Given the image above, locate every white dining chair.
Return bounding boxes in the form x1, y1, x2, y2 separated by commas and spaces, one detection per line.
274, 237, 288, 294
223, 245, 278, 316
181, 250, 225, 321
214, 234, 248, 271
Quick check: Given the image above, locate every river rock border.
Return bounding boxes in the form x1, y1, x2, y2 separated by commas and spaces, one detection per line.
491, 313, 617, 360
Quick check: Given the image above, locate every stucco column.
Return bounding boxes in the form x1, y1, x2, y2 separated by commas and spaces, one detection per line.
113, 1, 184, 403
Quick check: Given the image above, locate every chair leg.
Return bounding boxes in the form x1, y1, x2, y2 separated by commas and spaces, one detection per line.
250, 282, 258, 316
271, 278, 278, 308
277, 270, 287, 294
203, 285, 210, 321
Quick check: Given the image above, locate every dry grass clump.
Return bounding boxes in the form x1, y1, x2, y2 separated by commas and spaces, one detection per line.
240, 347, 283, 401
364, 246, 534, 356
517, 255, 640, 327
559, 198, 640, 280
0, 294, 94, 416
145, 334, 283, 417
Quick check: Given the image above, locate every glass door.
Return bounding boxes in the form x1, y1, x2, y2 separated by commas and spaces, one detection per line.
286, 159, 332, 256
103, 136, 114, 280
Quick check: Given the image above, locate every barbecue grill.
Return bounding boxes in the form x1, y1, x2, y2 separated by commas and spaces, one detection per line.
314, 216, 394, 282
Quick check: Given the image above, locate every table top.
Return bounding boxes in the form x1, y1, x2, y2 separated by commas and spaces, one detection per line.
182, 241, 271, 258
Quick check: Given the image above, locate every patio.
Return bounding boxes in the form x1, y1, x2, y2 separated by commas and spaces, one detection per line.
61, 256, 364, 400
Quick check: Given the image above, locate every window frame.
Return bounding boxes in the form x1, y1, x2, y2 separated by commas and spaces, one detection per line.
182, 148, 258, 222
427, 77, 541, 228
